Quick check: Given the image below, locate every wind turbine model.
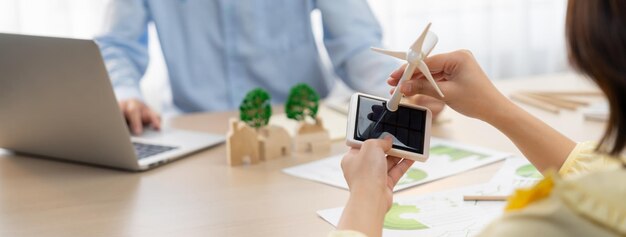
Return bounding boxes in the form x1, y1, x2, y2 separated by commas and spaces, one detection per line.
371, 22, 444, 112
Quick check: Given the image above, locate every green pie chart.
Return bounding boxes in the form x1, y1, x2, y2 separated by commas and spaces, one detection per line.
383, 203, 429, 230
515, 164, 543, 179
430, 145, 489, 161
397, 168, 428, 185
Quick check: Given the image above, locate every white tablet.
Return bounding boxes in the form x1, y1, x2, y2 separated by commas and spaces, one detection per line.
346, 93, 432, 162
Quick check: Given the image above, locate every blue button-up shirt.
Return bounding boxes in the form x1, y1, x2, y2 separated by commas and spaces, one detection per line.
96, 0, 399, 113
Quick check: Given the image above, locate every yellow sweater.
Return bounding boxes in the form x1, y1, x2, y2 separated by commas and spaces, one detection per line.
329, 141, 626, 237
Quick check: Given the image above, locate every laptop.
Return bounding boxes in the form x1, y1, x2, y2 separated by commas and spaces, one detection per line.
0, 33, 224, 171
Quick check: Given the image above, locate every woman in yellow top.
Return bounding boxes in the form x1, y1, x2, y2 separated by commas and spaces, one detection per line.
332, 0, 626, 236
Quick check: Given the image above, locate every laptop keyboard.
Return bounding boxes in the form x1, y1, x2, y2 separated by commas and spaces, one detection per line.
132, 142, 177, 159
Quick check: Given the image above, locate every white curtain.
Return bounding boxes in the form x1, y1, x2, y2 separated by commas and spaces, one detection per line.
0, 0, 109, 39
0, 0, 170, 113
368, 0, 570, 79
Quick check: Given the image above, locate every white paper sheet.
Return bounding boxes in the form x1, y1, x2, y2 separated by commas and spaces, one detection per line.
317, 186, 506, 237
463, 157, 543, 198
283, 138, 511, 191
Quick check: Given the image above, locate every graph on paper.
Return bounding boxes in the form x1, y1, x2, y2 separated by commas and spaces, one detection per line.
317, 187, 506, 237
283, 138, 511, 191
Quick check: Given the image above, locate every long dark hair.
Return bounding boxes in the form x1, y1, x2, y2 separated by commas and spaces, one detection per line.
566, 0, 626, 156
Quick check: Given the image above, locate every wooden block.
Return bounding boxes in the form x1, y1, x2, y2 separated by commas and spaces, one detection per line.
258, 125, 292, 161
226, 119, 261, 166
294, 131, 331, 153
296, 117, 327, 134
309, 138, 332, 154
294, 117, 331, 154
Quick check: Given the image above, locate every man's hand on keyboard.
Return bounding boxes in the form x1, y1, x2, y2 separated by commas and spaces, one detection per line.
118, 99, 161, 135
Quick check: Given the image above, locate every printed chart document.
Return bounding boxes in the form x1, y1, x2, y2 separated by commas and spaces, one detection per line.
283, 138, 511, 191
317, 187, 506, 237
463, 157, 543, 200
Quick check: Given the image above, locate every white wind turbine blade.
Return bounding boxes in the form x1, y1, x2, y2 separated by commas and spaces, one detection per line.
416, 60, 444, 98
387, 63, 417, 112
422, 32, 438, 57
409, 22, 432, 56
370, 47, 406, 60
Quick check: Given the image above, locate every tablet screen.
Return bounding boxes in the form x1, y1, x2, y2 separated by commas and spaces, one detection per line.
354, 95, 426, 154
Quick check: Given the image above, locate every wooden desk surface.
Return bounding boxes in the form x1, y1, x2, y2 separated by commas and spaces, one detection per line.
0, 73, 605, 237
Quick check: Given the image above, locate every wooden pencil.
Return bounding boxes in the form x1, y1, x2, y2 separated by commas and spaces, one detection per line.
463, 195, 508, 201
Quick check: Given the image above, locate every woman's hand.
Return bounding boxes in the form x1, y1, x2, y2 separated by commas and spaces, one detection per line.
341, 137, 415, 209
338, 137, 415, 237
403, 94, 446, 119
387, 50, 511, 122
388, 50, 575, 173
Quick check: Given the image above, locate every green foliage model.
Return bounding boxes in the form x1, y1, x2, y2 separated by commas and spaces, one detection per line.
285, 83, 320, 122
239, 88, 272, 129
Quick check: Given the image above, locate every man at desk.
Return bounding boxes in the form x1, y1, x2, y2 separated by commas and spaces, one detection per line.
96, 0, 416, 135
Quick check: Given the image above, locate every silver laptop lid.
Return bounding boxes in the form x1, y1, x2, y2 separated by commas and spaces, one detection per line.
0, 33, 139, 170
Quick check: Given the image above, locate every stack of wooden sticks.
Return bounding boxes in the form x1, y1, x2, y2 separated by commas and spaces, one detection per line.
510, 91, 604, 113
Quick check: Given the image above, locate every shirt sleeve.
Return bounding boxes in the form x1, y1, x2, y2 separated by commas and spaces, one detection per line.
327, 230, 368, 237
558, 141, 621, 178
94, 0, 151, 102
316, 0, 401, 97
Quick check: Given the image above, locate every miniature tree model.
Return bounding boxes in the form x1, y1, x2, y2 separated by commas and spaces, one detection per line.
239, 88, 272, 129
285, 83, 319, 123
285, 84, 330, 154
228, 88, 292, 165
